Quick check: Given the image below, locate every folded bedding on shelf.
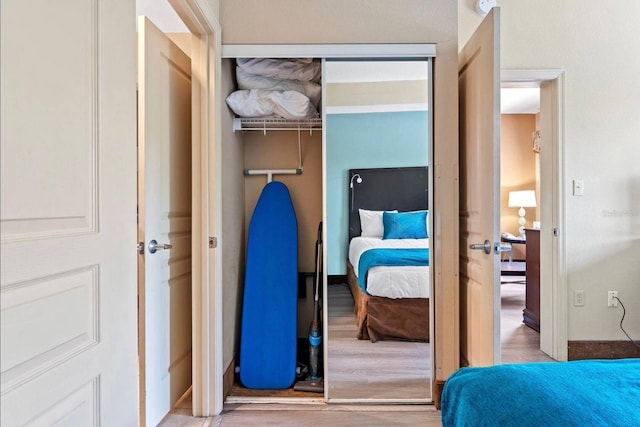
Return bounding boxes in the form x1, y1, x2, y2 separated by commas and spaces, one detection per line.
236, 67, 322, 109
226, 89, 319, 120
236, 58, 321, 83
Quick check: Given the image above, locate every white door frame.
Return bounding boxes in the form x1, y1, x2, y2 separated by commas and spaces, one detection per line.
501, 69, 567, 361
168, 0, 223, 416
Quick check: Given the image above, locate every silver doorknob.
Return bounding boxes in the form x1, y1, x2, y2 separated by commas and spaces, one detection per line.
469, 239, 492, 254
496, 243, 512, 253
148, 239, 172, 254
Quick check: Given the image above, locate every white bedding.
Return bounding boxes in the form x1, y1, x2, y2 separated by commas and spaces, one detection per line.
228, 58, 321, 120
236, 58, 321, 83
225, 89, 319, 120
236, 67, 322, 109
348, 237, 429, 299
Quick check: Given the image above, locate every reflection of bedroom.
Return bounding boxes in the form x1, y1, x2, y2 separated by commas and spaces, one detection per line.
324, 60, 432, 402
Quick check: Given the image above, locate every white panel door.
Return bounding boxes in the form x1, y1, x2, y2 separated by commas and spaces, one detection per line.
137, 17, 193, 427
0, 0, 138, 425
458, 8, 501, 367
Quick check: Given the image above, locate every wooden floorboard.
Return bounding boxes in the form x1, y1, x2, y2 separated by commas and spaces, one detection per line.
228, 382, 321, 399
500, 280, 555, 364
225, 283, 432, 402
159, 279, 554, 426
159, 392, 442, 427
327, 283, 431, 401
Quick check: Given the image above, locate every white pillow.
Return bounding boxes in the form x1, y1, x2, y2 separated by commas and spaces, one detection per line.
359, 209, 397, 238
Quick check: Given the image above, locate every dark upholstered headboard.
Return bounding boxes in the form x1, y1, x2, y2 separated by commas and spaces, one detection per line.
348, 166, 428, 241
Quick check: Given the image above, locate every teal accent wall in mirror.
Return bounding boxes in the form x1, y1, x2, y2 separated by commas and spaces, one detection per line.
326, 111, 428, 275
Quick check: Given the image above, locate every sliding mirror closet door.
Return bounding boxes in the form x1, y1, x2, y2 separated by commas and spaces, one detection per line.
324, 59, 433, 402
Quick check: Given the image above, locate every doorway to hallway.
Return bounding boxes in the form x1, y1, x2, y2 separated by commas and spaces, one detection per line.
499, 70, 567, 363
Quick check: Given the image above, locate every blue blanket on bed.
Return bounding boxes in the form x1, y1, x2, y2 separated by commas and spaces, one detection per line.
357, 248, 429, 293
441, 358, 640, 427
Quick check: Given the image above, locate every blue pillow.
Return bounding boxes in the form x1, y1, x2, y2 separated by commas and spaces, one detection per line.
383, 210, 429, 239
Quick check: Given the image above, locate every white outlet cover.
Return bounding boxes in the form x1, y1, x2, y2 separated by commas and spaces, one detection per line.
475, 0, 497, 17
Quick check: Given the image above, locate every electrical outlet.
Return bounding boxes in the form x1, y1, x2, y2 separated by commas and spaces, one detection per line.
574, 290, 585, 307
608, 291, 618, 308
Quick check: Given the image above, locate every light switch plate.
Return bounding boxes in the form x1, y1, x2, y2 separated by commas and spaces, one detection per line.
574, 290, 584, 307
573, 179, 584, 196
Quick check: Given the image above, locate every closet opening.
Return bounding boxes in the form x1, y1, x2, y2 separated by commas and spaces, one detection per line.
217, 45, 436, 406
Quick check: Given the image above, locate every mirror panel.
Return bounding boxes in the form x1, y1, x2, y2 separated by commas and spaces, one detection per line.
324, 59, 432, 401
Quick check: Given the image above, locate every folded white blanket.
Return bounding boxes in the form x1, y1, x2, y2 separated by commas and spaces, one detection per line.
226, 89, 319, 120
236, 67, 322, 109
236, 58, 321, 83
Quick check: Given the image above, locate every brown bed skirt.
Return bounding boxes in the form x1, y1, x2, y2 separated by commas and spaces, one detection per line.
347, 261, 429, 343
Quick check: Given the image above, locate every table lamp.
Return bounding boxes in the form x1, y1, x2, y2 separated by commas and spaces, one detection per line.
508, 190, 537, 238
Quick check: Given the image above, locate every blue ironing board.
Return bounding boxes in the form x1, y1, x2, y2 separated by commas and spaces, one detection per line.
240, 181, 298, 389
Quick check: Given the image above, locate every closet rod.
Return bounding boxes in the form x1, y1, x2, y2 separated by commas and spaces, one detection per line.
244, 168, 302, 183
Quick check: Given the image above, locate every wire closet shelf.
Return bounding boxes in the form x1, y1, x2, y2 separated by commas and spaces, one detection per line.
232, 117, 322, 134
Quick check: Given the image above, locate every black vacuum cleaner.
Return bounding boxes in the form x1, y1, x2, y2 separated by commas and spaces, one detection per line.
294, 222, 324, 393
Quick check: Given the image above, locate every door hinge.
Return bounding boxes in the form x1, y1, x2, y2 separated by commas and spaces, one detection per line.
209, 236, 217, 248
553, 227, 560, 237
137, 241, 144, 254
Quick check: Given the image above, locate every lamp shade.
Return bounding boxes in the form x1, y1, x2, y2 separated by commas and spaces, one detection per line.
508, 190, 536, 208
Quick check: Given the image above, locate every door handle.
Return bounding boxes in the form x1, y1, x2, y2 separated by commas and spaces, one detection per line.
469, 239, 492, 254
148, 239, 172, 254
496, 243, 512, 253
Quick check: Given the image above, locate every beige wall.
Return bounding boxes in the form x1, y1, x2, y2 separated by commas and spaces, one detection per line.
218, 0, 460, 385
244, 131, 323, 337
243, 134, 323, 260
460, 0, 640, 342
220, 58, 246, 368
500, 114, 537, 260
220, 0, 456, 45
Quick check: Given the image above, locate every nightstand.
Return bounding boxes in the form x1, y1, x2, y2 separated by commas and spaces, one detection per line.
523, 229, 540, 332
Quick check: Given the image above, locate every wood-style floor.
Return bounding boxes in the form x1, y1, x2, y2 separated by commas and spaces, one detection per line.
158, 391, 442, 426
500, 279, 554, 364
327, 283, 431, 401
159, 278, 551, 426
